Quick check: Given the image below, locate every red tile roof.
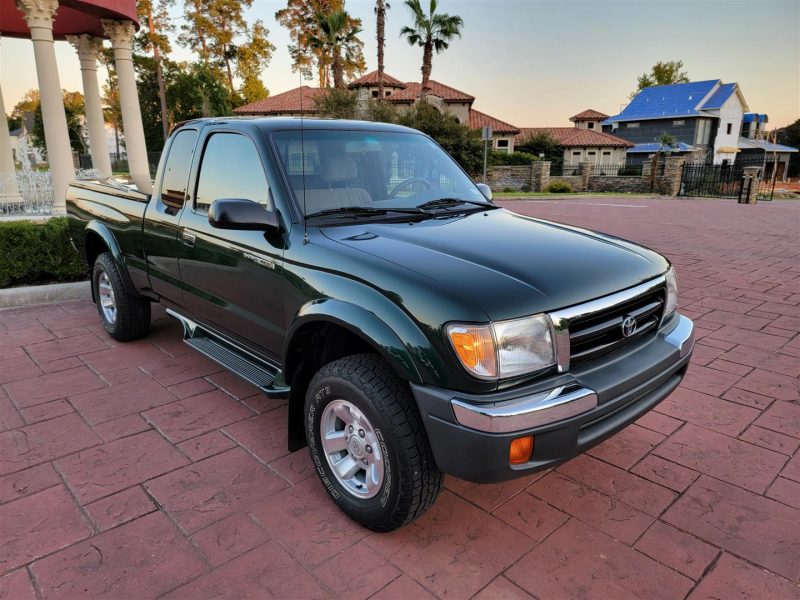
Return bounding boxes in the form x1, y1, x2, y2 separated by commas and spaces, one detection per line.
468, 109, 520, 134
387, 80, 474, 103
516, 127, 634, 148
348, 70, 406, 88
233, 86, 322, 115
570, 109, 609, 122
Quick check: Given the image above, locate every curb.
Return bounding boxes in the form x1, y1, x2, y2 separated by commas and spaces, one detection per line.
0, 281, 91, 309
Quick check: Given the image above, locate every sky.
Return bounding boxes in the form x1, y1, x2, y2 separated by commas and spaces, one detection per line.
2, 0, 799, 128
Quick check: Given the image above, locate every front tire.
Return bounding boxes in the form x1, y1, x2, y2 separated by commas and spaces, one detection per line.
92, 252, 151, 342
305, 354, 443, 532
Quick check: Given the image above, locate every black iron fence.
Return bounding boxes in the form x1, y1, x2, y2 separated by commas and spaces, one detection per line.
593, 162, 643, 177
679, 159, 779, 199
550, 163, 581, 176
78, 152, 162, 175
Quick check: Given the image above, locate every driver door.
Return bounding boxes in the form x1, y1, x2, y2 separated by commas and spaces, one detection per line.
177, 129, 285, 359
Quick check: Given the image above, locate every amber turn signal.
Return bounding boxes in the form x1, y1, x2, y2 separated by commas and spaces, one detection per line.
509, 435, 534, 465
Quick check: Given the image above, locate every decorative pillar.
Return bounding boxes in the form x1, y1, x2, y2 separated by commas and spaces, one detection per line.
741, 166, 761, 205
102, 20, 152, 193
66, 34, 112, 178
17, 0, 73, 214
531, 161, 550, 192
663, 156, 686, 196
0, 80, 24, 207
579, 161, 594, 192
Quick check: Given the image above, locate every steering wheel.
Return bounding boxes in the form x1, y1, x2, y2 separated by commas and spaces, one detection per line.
388, 177, 432, 199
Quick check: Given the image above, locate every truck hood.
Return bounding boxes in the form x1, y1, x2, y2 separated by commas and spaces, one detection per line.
321, 208, 669, 321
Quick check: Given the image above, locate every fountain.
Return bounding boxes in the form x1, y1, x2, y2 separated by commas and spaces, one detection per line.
0, 137, 101, 217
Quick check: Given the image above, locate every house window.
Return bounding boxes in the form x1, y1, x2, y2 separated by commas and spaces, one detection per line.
371, 91, 379, 98
726, 123, 732, 135
496, 139, 509, 149
587, 151, 596, 156
673, 120, 685, 126
587, 122, 595, 129
385, 91, 391, 97
626, 122, 639, 128
602, 151, 611, 156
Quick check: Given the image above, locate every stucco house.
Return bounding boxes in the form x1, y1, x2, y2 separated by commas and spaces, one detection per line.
233, 71, 519, 152
516, 110, 634, 165
603, 80, 798, 176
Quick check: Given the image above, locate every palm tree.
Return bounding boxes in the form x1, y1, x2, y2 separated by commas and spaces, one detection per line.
400, 0, 463, 97
375, 0, 390, 99
310, 10, 362, 89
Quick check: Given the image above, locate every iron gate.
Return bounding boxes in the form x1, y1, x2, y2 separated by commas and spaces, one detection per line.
678, 162, 743, 198
679, 159, 779, 200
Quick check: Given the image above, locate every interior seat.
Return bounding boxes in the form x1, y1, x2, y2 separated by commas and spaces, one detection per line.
296, 155, 373, 214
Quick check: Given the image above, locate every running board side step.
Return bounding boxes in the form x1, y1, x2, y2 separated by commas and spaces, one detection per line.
166, 309, 290, 399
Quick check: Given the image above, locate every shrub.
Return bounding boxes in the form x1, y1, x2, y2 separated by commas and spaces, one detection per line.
489, 151, 538, 166
521, 184, 531, 192
502, 187, 516, 193
545, 181, 572, 193
0, 218, 87, 288
394, 101, 484, 175
313, 88, 359, 119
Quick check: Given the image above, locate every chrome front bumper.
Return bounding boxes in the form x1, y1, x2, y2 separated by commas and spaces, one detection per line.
450, 314, 694, 434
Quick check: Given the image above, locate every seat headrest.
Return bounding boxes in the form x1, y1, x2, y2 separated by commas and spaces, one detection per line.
323, 155, 358, 182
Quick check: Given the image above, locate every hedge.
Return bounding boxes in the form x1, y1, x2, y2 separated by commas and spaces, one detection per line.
0, 218, 87, 288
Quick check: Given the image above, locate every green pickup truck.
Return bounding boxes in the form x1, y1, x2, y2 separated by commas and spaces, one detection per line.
67, 117, 694, 531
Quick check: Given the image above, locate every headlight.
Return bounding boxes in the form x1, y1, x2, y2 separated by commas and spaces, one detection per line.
664, 267, 678, 318
447, 314, 555, 379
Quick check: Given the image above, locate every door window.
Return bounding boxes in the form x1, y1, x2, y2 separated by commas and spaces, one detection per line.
195, 133, 271, 212
160, 129, 198, 208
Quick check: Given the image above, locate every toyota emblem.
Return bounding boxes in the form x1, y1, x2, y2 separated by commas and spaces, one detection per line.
621, 316, 637, 338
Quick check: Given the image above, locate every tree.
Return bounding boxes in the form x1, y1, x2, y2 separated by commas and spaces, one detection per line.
313, 87, 359, 118
276, 0, 365, 88
515, 131, 561, 162
394, 101, 482, 174
632, 60, 690, 98
180, 0, 274, 101
650, 133, 677, 191
137, 0, 173, 142
167, 62, 232, 121
375, 0, 389, 99
309, 9, 363, 88
776, 118, 800, 177
235, 21, 275, 104
28, 90, 87, 154
400, 0, 463, 96
134, 54, 170, 151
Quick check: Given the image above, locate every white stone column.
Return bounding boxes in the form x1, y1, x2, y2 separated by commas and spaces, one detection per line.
102, 20, 152, 193
17, 0, 73, 214
0, 80, 24, 206
66, 34, 112, 178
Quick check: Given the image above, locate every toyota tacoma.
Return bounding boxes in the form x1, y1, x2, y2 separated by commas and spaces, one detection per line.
67, 117, 694, 531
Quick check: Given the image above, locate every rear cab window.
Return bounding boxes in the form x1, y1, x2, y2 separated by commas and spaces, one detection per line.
159, 129, 198, 210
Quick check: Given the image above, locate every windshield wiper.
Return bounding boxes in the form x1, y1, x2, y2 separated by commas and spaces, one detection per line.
306, 206, 424, 219
416, 198, 492, 212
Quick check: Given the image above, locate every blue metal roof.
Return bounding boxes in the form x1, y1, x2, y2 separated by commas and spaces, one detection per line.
738, 138, 797, 153
627, 142, 696, 154
604, 80, 721, 124
743, 113, 768, 123
699, 83, 736, 109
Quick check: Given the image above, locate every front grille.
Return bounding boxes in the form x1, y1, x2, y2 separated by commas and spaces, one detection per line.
568, 288, 665, 365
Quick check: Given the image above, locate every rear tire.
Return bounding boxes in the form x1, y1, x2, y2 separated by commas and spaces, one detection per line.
92, 252, 151, 342
305, 354, 443, 532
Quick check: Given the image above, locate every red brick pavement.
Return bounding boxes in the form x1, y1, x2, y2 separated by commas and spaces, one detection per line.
0, 196, 798, 599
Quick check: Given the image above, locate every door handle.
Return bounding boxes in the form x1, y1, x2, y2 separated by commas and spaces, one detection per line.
182, 231, 196, 247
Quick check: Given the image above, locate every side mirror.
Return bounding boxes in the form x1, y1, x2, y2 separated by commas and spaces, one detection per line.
208, 198, 278, 231
476, 183, 493, 201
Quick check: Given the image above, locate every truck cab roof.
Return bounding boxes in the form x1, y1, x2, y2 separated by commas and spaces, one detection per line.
172, 116, 421, 136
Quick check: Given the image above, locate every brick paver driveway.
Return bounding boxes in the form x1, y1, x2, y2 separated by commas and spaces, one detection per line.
1, 196, 799, 599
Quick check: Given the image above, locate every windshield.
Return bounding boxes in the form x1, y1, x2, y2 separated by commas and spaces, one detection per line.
271, 129, 490, 216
